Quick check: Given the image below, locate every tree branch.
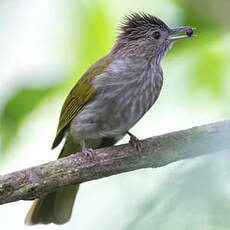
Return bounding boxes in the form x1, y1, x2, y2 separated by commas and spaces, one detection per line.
0, 120, 230, 205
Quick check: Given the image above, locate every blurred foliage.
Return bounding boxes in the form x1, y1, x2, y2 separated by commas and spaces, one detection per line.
0, 85, 59, 155
191, 41, 227, 98
175, 0, 230, 29
78, 2, 113, 66
168, 0, 229, 99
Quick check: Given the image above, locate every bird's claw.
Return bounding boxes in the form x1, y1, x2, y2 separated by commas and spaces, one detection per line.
83, 147, 95, 159
128, 133, 142, 152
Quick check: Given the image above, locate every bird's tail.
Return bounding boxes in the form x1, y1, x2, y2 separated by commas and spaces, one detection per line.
24, 143, 80, 225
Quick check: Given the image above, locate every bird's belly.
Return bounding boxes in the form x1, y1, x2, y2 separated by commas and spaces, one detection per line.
99, 90, 155, 135
71, 80, 160, 140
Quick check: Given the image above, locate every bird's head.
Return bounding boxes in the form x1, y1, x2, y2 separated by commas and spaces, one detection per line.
113, 13, 196, 61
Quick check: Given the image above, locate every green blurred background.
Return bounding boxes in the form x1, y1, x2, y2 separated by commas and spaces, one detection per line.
0, 0, 230, 229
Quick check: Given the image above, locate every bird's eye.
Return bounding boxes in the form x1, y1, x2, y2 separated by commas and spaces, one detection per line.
153, 31, 161, 39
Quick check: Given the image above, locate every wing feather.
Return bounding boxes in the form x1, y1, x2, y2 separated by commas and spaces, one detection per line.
52, 54, 113, 149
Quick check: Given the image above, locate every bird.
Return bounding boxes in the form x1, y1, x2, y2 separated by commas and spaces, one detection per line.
25, 12, 195, 225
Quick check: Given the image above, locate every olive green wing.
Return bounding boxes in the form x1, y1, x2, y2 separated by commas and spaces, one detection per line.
52, 54, 113, 149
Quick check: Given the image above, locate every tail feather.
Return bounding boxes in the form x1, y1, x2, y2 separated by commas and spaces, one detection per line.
25, 185, 79, 225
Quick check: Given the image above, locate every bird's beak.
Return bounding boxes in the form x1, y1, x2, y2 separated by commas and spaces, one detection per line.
169, 26, 197, 42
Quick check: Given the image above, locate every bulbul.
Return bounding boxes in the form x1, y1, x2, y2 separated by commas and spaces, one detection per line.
25, 13, 195, 225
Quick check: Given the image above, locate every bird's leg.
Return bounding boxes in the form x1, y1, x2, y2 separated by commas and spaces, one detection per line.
127, 131, 142, 151
82, 139, 95, 159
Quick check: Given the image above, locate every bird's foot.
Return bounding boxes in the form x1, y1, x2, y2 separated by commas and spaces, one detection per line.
127, 132, 142, 152
82, 146, 95, 159
82, 139, 95, 159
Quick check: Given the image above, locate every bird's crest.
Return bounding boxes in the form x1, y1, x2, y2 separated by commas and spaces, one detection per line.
118, 13, 170, 40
